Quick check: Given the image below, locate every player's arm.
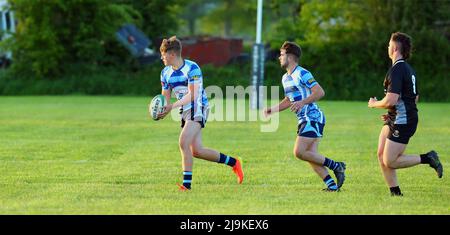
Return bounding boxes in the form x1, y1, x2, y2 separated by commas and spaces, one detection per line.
368, 92, 399, 109
369, 66, 401, 109
166, 65, 202, 112
156, 88, 172, 119
160, 83, 199, 116
264, 97, 291, 117
161, 64, 203, 116
171, 83, 199, 110
290, 84, 325, 113
162, 89, 171, 105
156, 74, 172, 119
170, 67, 202, 111
156, 88, 173, 119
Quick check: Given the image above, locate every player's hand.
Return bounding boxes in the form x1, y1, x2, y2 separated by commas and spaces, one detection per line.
368, 97, 377, 108
157, 104, 173, 119
290, 101, 305, 113
380, 114, 389, 121
263, 107, 272, 118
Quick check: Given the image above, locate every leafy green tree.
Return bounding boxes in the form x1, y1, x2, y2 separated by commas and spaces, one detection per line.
3, 0, 180, 78
265, 0, 449, 101
117, 0, 180, 41
199, 0, 256, 38
266, 0, 305, 48
178, 0, 213, 36
6, 0, 140, 78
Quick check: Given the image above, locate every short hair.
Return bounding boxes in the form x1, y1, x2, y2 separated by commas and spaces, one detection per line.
281, 41, 302, 61
391, 32, 412, 59
160, 36, 182, 55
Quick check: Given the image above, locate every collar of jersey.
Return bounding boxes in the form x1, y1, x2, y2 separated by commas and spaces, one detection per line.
289, 65, 300, 76
172, 59, 186, 71
392, 59, 405, 67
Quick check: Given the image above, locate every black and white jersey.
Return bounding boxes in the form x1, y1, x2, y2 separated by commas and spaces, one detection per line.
383, 59, 419, 124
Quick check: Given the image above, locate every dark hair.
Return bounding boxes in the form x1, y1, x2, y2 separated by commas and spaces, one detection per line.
391, 32, 412, 59
160, 36, 182, 55
281, 41, 302, 61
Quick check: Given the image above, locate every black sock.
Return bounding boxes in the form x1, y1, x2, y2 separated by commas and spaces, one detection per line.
420, 153, 431, 164
323, 158, 339, 171
323, 175, 338, 190
390, 186, 403, 196
218, 153, 236, 167
183, 171, 192, 189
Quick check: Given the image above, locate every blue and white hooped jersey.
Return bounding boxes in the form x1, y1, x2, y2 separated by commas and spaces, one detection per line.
160, 59, 208, 115
282, 65, 325, 124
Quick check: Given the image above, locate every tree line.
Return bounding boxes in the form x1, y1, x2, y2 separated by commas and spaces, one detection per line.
0, 0, 448, 101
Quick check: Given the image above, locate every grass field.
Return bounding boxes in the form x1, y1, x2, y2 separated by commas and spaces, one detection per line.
0, 96, 449, 215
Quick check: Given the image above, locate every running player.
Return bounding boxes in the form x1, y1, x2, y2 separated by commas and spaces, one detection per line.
368, 32, 443, 196
155, 36, 243, 191
264, 41, 346, 192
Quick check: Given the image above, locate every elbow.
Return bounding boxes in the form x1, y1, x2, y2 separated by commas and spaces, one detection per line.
385, 100, 396, 108
191, 94, 198, 102
316, 88, 325, 99
186, 91, 197, 101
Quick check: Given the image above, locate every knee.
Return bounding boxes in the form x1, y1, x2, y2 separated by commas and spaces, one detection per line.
383, 159, 396, 169
377, 151, 383, 160
377, 151, 385, 165
293, 148, 307, 161
191, 148, 202, 157
179, 138, 190, 151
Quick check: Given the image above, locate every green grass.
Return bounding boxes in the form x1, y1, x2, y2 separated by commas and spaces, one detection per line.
0, 96, 449, 214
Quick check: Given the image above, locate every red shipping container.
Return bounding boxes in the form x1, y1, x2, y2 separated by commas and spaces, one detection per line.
181, 37, 243, 67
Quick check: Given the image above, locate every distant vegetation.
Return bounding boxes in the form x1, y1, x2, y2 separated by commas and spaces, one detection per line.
0, 0, 448, 101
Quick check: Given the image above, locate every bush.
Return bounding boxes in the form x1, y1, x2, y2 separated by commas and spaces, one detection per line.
1, 55, 448, 102
3, 0, 180, 78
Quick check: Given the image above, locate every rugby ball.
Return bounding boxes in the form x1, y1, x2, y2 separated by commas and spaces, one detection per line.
149, 94, 166, 120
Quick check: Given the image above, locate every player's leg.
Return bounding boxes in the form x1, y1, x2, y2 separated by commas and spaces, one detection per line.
305, 139, 329, 179
189, 130, 243, 184
377, 125, 401, 195
293, 136, 325, 165
384, 123, 442, 177
294, 121, 346, 188
190, 130, 220, 162
382, 139, 418, 196
306, 139, 340, 191
178, 120, 202, 190
188, 106, 218, 162
384, 139, 443, 177
293, 137, 339, 191
384, 143, 443, 179
383, 139, 420, 169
